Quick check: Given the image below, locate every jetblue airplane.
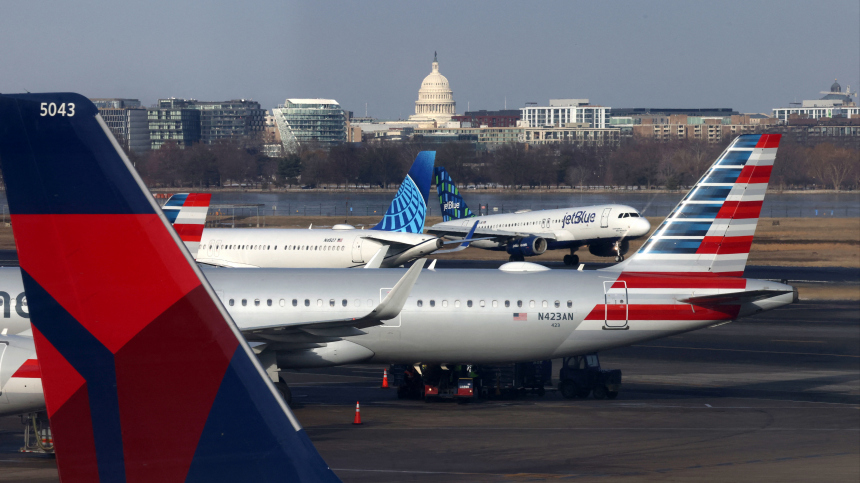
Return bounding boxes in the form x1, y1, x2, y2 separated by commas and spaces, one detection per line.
0, 93, 339, 480
194, 152, 445, 268
428, 166, 651, 265
0, 94, 794, 426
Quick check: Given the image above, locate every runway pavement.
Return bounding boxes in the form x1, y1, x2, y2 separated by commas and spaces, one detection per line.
1, 300, 857, 482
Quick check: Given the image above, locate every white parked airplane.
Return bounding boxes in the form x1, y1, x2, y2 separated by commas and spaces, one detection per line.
0, 93, 794, 420
428, 166, 651, 265
194, 152, 447, 268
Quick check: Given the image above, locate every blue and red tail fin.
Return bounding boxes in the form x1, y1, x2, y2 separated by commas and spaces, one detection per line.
609, 133, 781, 277
163, 193, 211, 256
372, 151, 434, 232
0, 93, 339, 482
434, 166, 475, 221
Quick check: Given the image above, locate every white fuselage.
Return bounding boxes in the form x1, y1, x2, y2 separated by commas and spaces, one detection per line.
195, 227, 441, 268
430, 204, 650, 250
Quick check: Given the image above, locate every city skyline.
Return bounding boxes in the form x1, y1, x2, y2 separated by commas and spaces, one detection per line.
1, 0, 857, 118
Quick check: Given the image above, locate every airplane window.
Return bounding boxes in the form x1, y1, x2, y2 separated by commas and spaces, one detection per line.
455, 300, 461, 308
492, 300, 498, 308
529, 300, 535, 308
505, 300, 510, 307
430, 300, 435, 307
254, 299, 260, 306
467, 300, 473, 308
292, 299, 298, 307
442, 300, 448, 308
279, 299, 285, 307
542, 300, 548, 308
517, 300, 522, 308
342, 299, 347, 307
631, 213, 640, 217
242, 299, 247, 306
329, 299, 335, 307
274, 246, 277, 250
567, 300, 573, 308
304, 299, 310, 307
618, 214, 623, 218
417, 300, 423, 307
316, 299, 322, 307
480, 300, 486, 307
267, 245, 271, 250
267, 299, 272, 306
554, 300, 560, 308
229, 299, 234, 306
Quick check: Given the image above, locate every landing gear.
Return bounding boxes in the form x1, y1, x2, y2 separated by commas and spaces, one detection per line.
613, 240, 626, 263
563, 249, 580, 267
275, 378, 292, 406
508, 254, 525, 262
614, 255, 624, 263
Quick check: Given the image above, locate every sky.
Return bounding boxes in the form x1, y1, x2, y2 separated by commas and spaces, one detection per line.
1, 0, 857, 119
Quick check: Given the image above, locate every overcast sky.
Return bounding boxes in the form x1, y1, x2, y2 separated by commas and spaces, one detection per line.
2, 0, 857, 118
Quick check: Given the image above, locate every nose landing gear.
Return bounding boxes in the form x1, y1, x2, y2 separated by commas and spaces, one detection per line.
563, 249, 579, 267
613, 241, 625, 263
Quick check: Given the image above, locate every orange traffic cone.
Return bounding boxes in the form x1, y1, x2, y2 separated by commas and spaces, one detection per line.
382, 369, 389, 388
353, 401, 363, 425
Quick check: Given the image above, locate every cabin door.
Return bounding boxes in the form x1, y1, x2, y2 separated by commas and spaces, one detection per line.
600, 208, 611, 228
352, 237, 364, 263
603, 281, 628, 329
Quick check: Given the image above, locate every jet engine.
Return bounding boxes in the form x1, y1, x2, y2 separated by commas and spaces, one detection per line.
589, 239, 629, 257
506, 236, 548, 257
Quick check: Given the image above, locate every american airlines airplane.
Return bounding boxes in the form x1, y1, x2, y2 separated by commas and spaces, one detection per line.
0, 94, 794, 420
428, 166, 651, 265
0, 92, 339, 481
194, 152, 447, 268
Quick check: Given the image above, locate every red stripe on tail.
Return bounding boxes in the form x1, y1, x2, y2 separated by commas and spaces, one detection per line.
716, 201, 763, 219
755, 134, 781, 149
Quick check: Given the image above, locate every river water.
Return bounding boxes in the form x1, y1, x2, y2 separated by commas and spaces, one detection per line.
0, 191, 856, 219
204, 191, 860, 219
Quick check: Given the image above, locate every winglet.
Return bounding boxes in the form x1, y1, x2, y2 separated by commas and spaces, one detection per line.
0, 93, 340, 482
363, 245, 389, 269
370, 259, 426, 320
434, 220, 481, 254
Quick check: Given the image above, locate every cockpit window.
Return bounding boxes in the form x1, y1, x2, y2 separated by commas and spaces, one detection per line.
630, 213, 640, 217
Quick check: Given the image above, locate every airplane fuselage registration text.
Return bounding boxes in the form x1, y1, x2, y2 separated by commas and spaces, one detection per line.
538, 312, 575, 321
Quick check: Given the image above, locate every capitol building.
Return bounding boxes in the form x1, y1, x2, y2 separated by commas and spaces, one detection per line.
408, 52, 456, 124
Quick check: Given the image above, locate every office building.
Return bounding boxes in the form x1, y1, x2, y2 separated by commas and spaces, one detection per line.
520, 100, 609, 129
452, 109, 521, 128
147, 99, 201, 150
90, 98, 150, 153
272, 99, 346, 149
773, 79, 859, 122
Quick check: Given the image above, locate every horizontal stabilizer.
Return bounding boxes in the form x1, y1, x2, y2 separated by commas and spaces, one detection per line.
679, 289, 793, 305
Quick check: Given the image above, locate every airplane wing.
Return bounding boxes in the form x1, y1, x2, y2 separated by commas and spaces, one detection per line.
428, 224, 557, 241
242, 260, 425, 344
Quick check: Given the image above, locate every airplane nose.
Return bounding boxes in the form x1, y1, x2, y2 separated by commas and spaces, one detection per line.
631, 217, 651, 236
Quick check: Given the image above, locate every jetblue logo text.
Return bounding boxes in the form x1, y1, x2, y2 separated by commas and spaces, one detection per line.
562, 211, 596, 228
443, 201, 460, 210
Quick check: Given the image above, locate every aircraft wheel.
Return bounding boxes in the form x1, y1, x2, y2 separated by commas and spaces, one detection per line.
614, 255, 622, 263
559, 380, 576, 399
571, 255, 579, 267
607, 390, 619, 400
563, 255, 572, 265
593, 385, 608, 400
576, 387, 591, 399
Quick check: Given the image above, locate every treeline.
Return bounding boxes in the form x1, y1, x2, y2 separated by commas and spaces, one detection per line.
123, 137, 858, 191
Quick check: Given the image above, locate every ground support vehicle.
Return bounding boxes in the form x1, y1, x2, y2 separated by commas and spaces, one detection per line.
476, 361, 552, 399
557, 354, 621, 400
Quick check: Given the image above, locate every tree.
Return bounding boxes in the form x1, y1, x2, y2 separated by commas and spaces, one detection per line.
277, 154, 302, 187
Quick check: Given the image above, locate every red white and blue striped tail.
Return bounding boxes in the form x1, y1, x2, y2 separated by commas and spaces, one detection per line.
163, 193, 211, 257
609, 134, 781, 277
0, 93, 340, 482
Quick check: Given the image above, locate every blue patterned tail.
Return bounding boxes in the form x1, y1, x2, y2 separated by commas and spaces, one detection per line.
434, 166, 474, 222
372, 151, 435, 232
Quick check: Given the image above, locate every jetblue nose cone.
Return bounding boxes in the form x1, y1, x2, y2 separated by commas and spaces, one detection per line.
630, 217, 651, 237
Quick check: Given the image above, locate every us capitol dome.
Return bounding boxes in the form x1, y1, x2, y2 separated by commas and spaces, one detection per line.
408, 52, 456, 124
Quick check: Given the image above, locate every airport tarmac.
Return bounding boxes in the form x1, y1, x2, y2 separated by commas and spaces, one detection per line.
1, 300, 857, 482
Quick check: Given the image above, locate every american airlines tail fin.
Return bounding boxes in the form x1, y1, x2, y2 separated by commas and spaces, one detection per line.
609, 134, 781, 276
434, 166, 475, 221
372, 151, 435, 232
163, 193, 211, 256
0, 93, 339, 482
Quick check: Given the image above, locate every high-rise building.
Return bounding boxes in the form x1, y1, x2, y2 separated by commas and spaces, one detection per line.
90, 98, 150, 153
272, 99, 346, 150
773, 79, 859, 122
147, 99, 201, 150
451, 110, 521, 128
520, 100, 609, 129
191, 99, 265, 144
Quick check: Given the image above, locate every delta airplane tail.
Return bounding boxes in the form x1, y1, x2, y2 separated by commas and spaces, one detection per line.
0, 93, 339, 481
435, 166, 475, 221
609, 133, 781, 276
163, 193, 211, 257
372, 151, 435, 232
